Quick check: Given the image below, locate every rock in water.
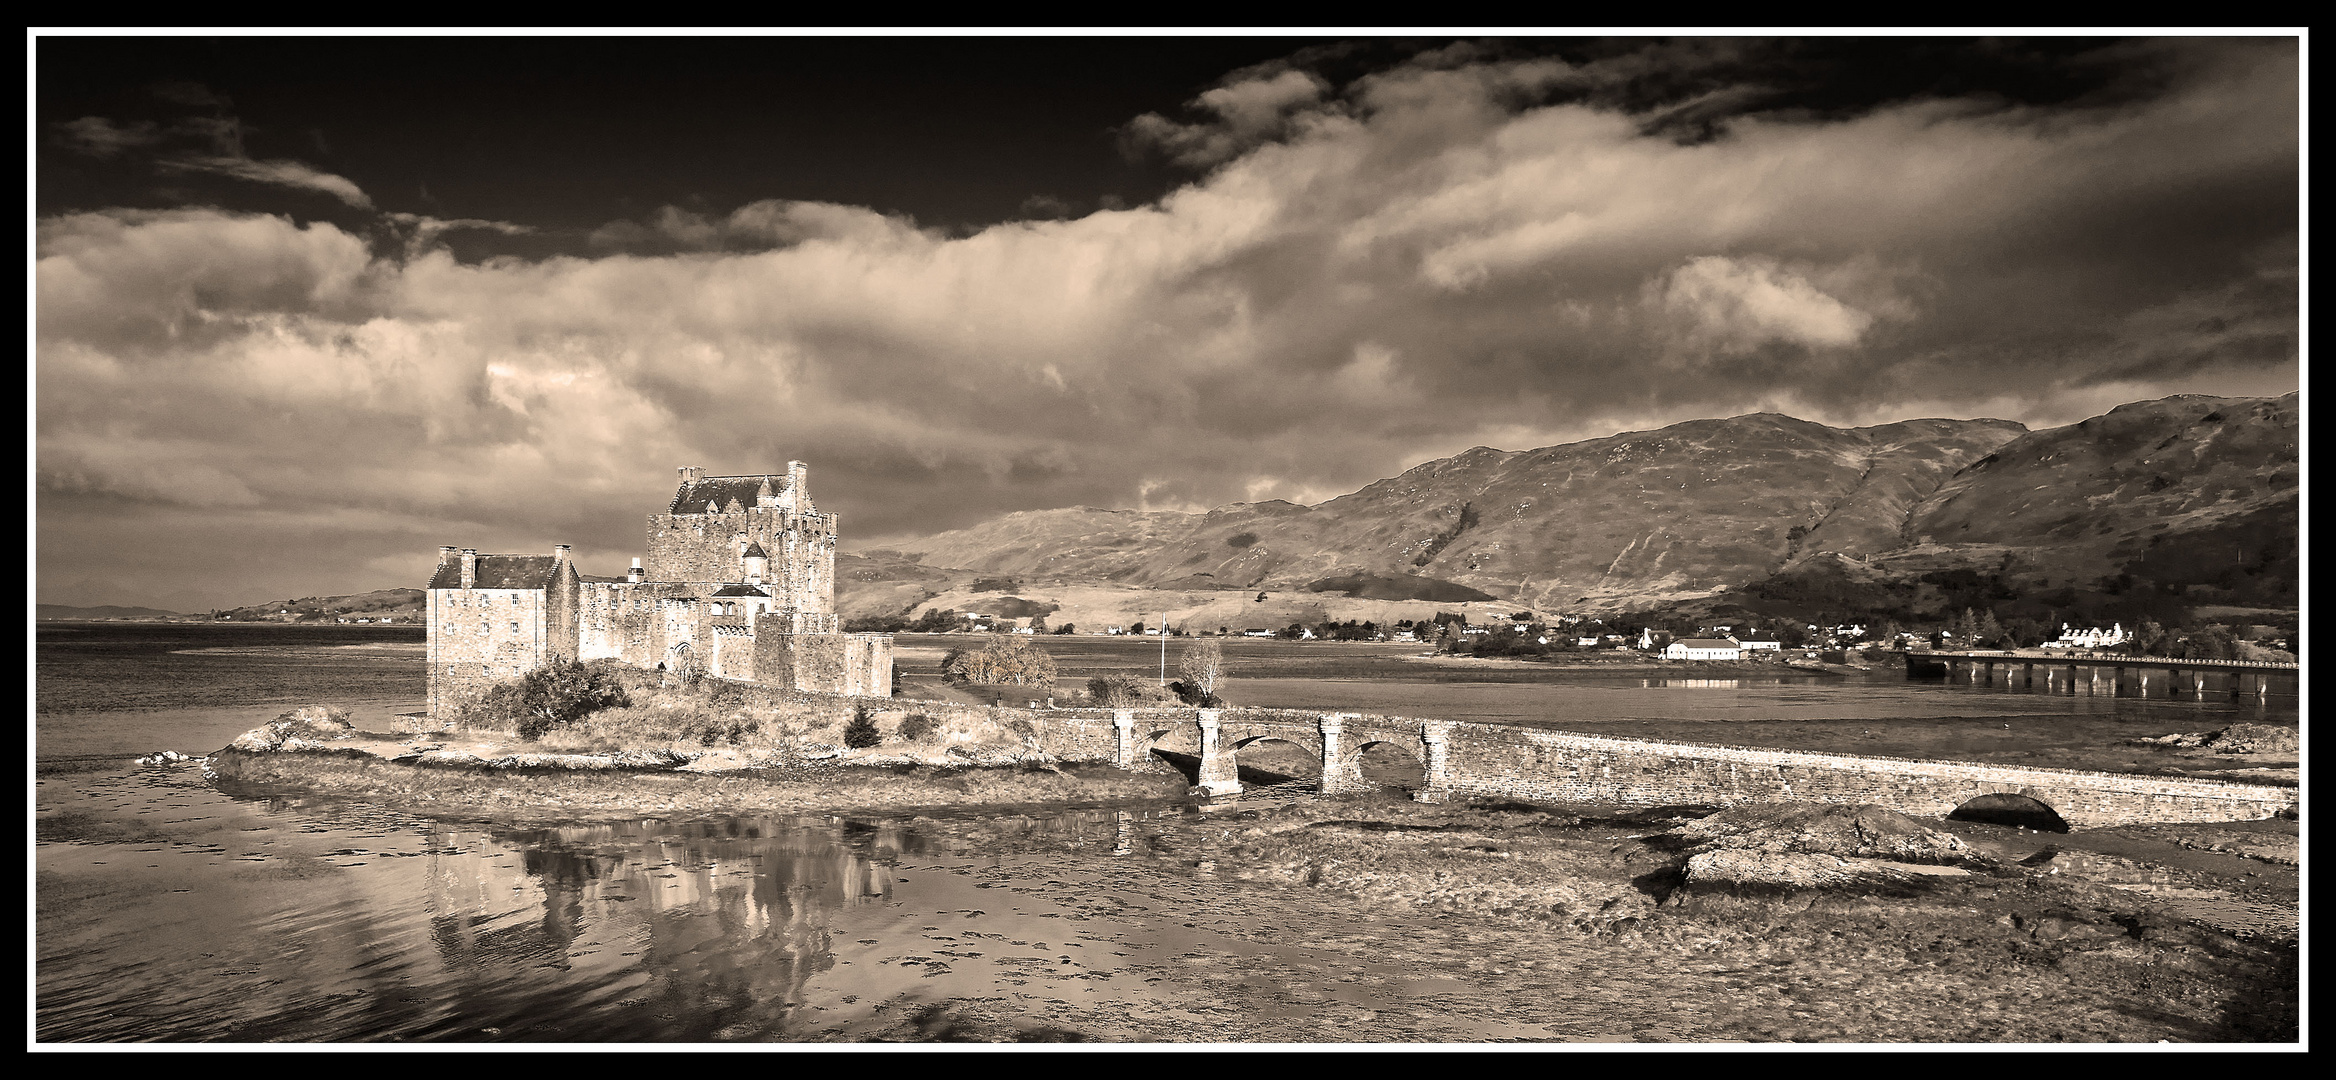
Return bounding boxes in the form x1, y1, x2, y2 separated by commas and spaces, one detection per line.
135, 750, 193, 766
2132, 723, 2299, 755
1673, 801, 1975, 864
1683, 849, 1868, 890
2202, 724, 2300, 755
225, 706, 359, 752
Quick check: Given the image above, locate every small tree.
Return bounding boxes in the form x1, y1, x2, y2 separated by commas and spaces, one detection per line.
1177, 637, 1226, 701
842, 703, 882, 748
942, 636, 1057, 687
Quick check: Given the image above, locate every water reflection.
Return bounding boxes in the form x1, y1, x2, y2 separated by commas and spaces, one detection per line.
38, 776, 1191, 1043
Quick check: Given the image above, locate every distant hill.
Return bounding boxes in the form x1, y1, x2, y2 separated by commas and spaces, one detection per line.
37, 604, 183, 620
214, 588, 426, 622
1898, 393, 2298, 605
880, 393, 2297, 618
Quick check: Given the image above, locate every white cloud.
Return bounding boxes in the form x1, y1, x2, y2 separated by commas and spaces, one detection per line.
1655, 255, 1874, 353
33, 40, 2298, 607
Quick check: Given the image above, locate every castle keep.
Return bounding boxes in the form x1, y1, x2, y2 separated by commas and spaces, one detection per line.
425, 462, 893, 716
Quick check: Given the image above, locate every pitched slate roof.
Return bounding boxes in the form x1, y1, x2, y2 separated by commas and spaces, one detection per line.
741, 542, 768, 559
712, 584, 772, 597
668, 474, 795, 515
1672, 637, 1742, 649
427, 554, 566, 590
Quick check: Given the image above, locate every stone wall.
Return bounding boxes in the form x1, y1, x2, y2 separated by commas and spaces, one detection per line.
1423, 725, 2296, 827
751, 632, 895, 697
577, 582, 673, 666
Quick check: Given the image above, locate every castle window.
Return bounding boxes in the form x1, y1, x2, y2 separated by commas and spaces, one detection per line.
511, 621, 520, 633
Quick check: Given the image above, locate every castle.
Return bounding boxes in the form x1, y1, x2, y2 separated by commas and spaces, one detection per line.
424, 462, 894, 716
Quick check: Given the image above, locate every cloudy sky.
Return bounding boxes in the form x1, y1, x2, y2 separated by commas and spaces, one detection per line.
34, 34, 2300, 612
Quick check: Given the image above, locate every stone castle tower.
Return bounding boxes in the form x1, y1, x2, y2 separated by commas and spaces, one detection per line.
426, 462, 891, 717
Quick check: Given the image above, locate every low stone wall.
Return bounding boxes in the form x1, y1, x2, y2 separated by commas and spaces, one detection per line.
1428, 726, 2296, 827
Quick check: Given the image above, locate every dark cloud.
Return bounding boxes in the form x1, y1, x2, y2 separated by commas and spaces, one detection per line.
34, 37, 2299, 609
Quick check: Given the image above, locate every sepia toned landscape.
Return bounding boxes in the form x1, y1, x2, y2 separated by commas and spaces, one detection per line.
35, 33, 2299, 1048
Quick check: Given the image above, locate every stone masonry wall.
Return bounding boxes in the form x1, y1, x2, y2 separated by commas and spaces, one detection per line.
1428, 724, 2296, 827
751, 632, 895, 696
427, 587, 551, 716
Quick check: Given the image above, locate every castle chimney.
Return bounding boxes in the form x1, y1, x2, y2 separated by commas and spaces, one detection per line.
553, 545, 570, 563
459, 548, 478, 590
628, 557, 643, 584
678, 465, 703, 485
784, 460, 806, 510
439, 545, 457, 565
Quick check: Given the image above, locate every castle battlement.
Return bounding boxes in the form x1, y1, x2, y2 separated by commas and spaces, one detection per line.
425, 463, 892, 717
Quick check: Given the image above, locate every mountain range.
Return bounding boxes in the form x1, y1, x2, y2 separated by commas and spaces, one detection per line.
870, 393, 2298, 620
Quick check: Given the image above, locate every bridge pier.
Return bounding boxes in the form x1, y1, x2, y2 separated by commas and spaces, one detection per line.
1413, 721, 1453, 803
1316, 714, 1367, 794
1112, 710, 1137, 769
1189, 710, 1240, 797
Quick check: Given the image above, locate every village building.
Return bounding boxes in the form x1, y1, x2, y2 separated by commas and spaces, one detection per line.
2045, 623, 2128, 650
425, 463, 893, 717
1665, 637, 1744, 661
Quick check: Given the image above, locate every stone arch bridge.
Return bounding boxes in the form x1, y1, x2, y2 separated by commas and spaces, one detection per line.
1024, 707, 2295, 829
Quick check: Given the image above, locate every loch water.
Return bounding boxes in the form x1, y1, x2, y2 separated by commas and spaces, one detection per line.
33, 624, 2298, 1043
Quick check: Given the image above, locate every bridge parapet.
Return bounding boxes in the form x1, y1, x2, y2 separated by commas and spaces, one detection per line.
694, 681, 2294, 828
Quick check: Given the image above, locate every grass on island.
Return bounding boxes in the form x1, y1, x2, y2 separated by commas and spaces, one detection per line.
207, 670, 1193, 821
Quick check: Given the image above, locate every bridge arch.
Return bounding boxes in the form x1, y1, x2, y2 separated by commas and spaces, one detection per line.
1136, 725, 1202, 780
1948, 792, 2070, 833
1349, 739, 1425, 792
1227, 734, 1322, 787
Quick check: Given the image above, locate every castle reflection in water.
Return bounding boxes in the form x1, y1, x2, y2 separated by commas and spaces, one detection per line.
417, 816, 917, 1019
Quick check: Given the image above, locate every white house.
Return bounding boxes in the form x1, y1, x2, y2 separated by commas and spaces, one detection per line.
2046, 623, 2127, 650
1739, 637, 1782, 652
1665, 637, 1743, 661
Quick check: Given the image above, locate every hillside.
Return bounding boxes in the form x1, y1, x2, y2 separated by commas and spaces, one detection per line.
1895, 393, 2299, 605
36, 604, 183, 620
875, 393, 2297, 619
887, 413, 2028, 612
215, 588, 426, 622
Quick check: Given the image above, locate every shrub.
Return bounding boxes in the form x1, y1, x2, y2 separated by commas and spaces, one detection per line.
842, 703, 882, 749
1087, 674, 1145, 707
466, 660, 630, 740
897, 713, 940, 743
1168, 679, 1224, 708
